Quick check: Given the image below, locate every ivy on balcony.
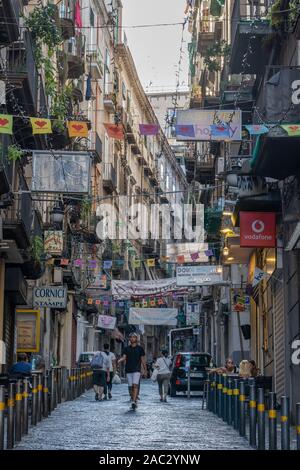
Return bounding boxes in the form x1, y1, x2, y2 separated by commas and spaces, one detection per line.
203, 40, 231, 73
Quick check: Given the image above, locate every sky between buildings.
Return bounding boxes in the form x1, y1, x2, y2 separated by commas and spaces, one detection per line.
121, 0, 189, 93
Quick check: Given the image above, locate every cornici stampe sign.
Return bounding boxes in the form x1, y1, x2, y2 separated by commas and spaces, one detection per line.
33, 286, 67, 309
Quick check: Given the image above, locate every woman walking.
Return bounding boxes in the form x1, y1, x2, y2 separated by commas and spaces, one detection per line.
154, 349, 172, 402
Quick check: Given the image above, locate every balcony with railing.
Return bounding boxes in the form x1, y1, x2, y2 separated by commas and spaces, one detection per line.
86, 44, 104, 79
0, 0, 22, 44
3, 175, 32, 249
0, 32, 39, 114
58, 0, 75, 40
103, 83, 116, 113
251, 65, 300, 179
65, 33, 85, 79
230, 0, 272, 74
102, 163, 117, 193
0, 134, 13, 195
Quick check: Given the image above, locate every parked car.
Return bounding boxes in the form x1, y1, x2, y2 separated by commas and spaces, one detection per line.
169, 352, 213, 397
77, 351, 97, 366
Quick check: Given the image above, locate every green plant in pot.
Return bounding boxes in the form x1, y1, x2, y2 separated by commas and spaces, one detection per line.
8, 145, 23, 162
23, 235, 45, 279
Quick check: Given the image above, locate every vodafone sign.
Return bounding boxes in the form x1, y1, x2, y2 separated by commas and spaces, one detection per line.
240, 212, 276, 248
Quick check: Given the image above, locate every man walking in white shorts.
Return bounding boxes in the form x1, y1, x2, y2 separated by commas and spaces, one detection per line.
118, 333, 146, 410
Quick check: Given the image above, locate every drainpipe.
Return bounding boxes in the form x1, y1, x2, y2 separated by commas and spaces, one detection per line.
0, 257, 5, 372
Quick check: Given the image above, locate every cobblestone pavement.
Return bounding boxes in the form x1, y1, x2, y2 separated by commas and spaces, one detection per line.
14, 381, 252, 450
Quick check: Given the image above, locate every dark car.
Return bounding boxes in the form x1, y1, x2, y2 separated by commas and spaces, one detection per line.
169, 352, 212, 397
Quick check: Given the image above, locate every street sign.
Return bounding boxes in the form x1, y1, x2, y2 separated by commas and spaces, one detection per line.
33, 286, 67, 309
176, 265, 223, 286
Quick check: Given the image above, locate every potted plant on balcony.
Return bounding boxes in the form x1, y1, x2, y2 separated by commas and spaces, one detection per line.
22, 235, 45, 280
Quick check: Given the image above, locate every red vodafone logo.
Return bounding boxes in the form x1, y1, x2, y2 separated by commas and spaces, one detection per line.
251, 220, 265, 234
240, 212, 276, 247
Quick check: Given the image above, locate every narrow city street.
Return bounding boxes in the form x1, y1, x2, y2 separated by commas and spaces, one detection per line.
14, 381, 251, 451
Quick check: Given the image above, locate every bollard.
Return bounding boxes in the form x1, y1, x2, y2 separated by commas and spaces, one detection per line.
213, 374, 217, 414
15, 379, 23, 442
222, 375, 227, 422
50, 369, 55, 411
7, 382, 15, 449
217, 374, 223, 417
257, 388, 265, 450
37, 374, 43, 422
43, 375, 49, 418
208, 378, 213, 411
296, 403, 300, 451
22, 378, 29, 435
0, 386, 5, 450
268, 392, 277, 450
239, 380, 246, 437
249, 383, 257, 448
227, 379, 233, 425
233, 379, 239, 430
54, 369, 58, 408
31, 374, 38, 426
57, 368, 62, 404
280, 396, 290, 450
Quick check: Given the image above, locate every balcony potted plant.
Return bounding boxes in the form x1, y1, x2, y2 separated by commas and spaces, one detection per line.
22, 235, 45, 280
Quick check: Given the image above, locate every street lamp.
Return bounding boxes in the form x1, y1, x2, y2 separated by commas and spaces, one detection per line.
50, 205, 64, 228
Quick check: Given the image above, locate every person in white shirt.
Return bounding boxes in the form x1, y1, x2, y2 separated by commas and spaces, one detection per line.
154, 349, 172, 402
103, 343, 116, 400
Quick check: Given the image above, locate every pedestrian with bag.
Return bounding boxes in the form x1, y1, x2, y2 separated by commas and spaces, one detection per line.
91, 351, 110, 401
103, 343, 116, 400
153, 349, 172, 402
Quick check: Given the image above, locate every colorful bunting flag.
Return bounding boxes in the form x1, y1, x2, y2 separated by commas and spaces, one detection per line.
135, 302, 140, 308
139, 124, 159, 136
133, 259, 141, 268
177, 255, 185, 264
0, 114, 13, 134
190, 252, 199, 261
146, 259, 155, 267
205, 249, 214, 257
74, 259, 83, 267
103, 260, 112, 269
150, 300, 156, 307
88, 259, 97, 269
103, 123, 124, 140
281, 124, 300, 136
30, 117, 52, 135
210, 123, 230, 138
245, 124, 269, 135
142, 300, 148, 307
87, 298, 93, 305
115, 259, 124, 267
95, 300, 101, 306
175, 124, 195, 138
67, 121, 89, 138
60, 259, 69, 266
158, 298, 164, 305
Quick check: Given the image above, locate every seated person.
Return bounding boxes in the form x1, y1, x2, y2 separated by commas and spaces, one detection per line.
9, 353, 32, 376
209, 357, 236, 375
238, 359, 251, 378
249, 359, 260, 377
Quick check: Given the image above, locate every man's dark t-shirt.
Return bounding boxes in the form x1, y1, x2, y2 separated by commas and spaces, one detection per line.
123, 345, 145, 373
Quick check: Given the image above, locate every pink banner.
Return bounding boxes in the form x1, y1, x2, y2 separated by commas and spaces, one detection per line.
139, 124, 159, 136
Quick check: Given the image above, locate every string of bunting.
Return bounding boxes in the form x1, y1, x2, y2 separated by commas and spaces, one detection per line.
2, 112, 298, 140
49, 250, 215, 269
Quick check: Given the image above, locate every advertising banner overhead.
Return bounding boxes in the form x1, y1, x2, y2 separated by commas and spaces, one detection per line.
176, 265, 223, 286
240, 211, 276, 248
33, 286, 67, 309
176, 109, 242, 141
112, 279, 192, 300
129, 308, 178, 326
97, 315, 117, 330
